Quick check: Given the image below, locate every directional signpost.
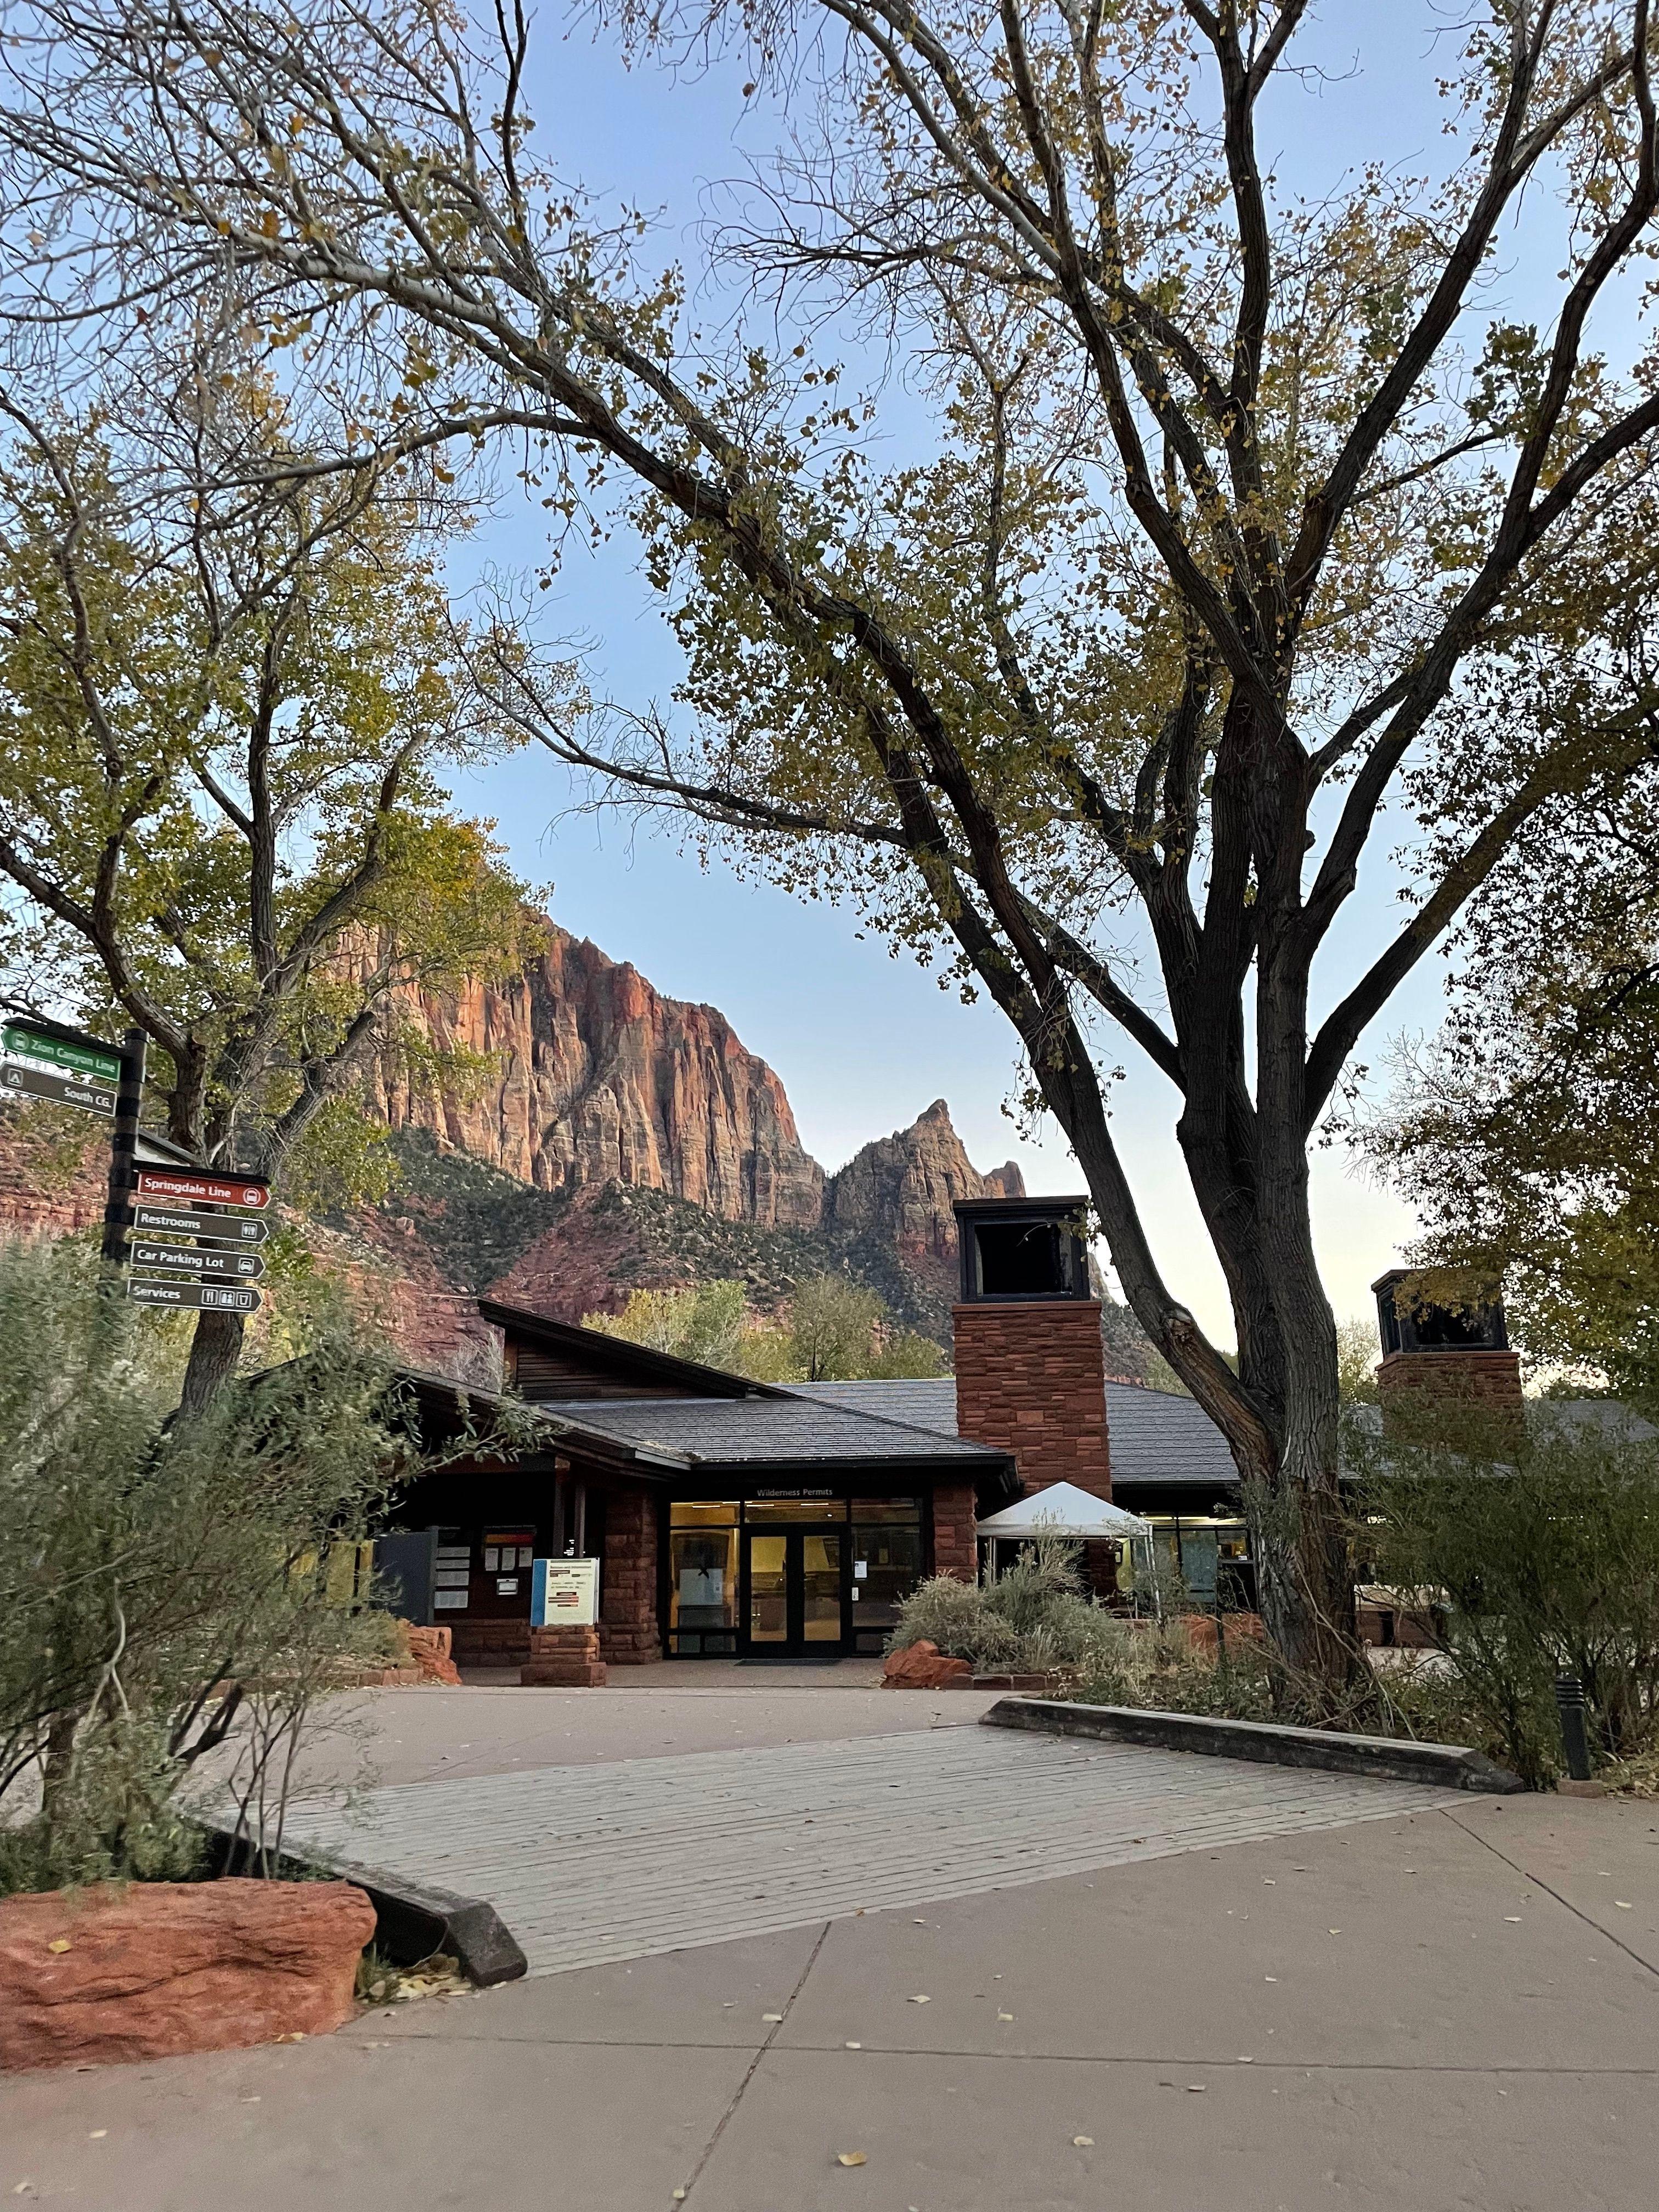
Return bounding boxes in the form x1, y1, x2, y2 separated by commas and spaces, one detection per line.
130, 1241, 266, 1280
4, 1005, 275, 1321
127, 1280, 264, 1314
135, 1169, 270, 1212
129, 1202, 269, 1245
126, 1166, 272, 1313
2, 1019, 121, 1116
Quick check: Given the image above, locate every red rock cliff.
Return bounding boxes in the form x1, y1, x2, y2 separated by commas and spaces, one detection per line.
366, 927, 825, 1228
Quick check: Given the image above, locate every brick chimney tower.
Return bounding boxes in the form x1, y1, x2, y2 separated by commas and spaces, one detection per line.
1372, 1269, 1525, 1450
952, 1197, 1111, 1499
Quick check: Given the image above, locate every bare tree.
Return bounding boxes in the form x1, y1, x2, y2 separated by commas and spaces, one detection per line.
4, 0, 1658, 1691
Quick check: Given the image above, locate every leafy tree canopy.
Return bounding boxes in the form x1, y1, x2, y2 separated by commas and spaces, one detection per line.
585, 1273, 947, 1382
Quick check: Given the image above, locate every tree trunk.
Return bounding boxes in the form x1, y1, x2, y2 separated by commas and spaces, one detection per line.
1242, 1434, 1361, 1706
177, 1308, 247, 1423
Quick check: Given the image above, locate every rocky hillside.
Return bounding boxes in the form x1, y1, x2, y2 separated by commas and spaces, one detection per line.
0, 915, 1160, 1378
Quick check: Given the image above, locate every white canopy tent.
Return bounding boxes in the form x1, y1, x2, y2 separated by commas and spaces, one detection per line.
975, 1481, 1151, 1542
976, 1481, 1158, 1616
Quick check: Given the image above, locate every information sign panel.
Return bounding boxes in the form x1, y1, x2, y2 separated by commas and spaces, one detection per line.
2, 1022, 121, 1085
532, 1557, 600, 1627
1, 1060, 116, 1115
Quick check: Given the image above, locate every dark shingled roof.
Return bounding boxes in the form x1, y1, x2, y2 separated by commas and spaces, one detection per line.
542, 1393, 1014, 1474
790, 1378, 1240, 1492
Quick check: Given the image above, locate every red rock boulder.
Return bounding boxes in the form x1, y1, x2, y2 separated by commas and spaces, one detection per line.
0, 1878, 378, 2072
882, 1639, 974, 1689
404, 1623, 464, 1685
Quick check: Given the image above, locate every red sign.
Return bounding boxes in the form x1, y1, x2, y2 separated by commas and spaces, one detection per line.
134, 1168, 270, 1211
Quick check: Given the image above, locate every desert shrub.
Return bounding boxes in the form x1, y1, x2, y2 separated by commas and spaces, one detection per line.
1356, 1417, 1659, 1787
1071, 1613, 1279, 1722
889, 1534, 1129, 1675
0, 1240, 418, 1892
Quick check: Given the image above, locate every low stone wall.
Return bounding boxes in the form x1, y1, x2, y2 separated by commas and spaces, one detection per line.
981, 1696, 1524, 1791
521, 1625, 607, 1687
450, 1617, 533, 1669
0, 1878, 377, 2072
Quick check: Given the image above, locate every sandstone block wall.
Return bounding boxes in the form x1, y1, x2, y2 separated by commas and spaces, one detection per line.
600, 1485, 661, 1663
953, 1300, 1111, 1498
522, 1624, 607, 1686
930, 1481, 979, 1583
1375, 1349, 1526, 1451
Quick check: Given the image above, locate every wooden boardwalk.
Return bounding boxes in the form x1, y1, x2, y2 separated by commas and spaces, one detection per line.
278, 1724, 1458, 1977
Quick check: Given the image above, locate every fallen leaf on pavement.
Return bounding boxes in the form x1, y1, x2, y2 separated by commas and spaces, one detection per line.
837, 2152, 868, 2167
909, 1994, 930, 2005
1073, 2135, 1094, 2147
1616, 1901, 1633, 1910
761, 2013, 783, 2023
46, 1939, 71, 1954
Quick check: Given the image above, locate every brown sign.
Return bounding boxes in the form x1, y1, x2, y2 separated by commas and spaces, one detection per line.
134, 1168, 270, 1211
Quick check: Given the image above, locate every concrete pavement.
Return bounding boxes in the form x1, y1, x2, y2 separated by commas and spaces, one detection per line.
273, 1675, 1001, 1793
4, 1793, 1657, 2210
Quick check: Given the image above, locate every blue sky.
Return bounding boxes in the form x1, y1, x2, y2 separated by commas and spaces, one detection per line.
439, 6, 1596, 1345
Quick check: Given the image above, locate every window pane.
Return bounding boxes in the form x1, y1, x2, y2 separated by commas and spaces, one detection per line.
850, 1524, 923, 1631
748, 1533, 788, 1641
743, 1498, 847, 1523
802, 1533, 842, 1641
671, 1500, 740, 1527
847, 1496, 921, 1523
669, 1526, 738, 1639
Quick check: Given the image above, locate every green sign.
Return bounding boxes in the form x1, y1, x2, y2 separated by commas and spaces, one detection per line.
2, 1022, 122, 1086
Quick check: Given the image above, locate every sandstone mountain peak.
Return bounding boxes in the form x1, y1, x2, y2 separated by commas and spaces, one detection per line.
366, 918, 1020, 1261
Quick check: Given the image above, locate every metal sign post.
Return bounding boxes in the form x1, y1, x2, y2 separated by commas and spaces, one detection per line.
100, 1030, 149, 1272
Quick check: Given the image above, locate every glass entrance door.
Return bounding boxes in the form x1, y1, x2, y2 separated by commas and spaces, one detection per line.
744, 1528, 846, 1652
747, 1533, 789, 1644
800, 1532, 843, 1643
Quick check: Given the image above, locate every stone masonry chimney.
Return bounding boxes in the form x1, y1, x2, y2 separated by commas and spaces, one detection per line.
1373, 1269, 1525, 1450
951, 1197, 1111, 1499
